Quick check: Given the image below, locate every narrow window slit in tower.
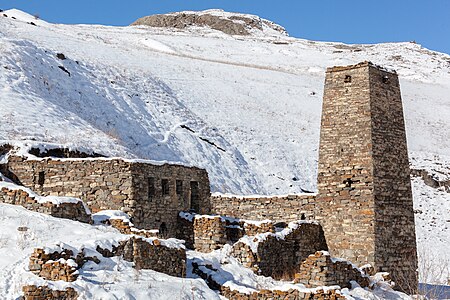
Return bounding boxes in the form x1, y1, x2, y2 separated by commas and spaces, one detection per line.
38, 171, 45, 186
382, 75, 389, 84
344, 75, 352, 83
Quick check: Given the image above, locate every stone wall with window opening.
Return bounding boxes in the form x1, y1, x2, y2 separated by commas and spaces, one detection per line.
4, 152, 210, 237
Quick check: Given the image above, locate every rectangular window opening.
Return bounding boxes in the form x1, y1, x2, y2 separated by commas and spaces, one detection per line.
162, 179, 170, 196
38, 171, 45, 186
190, 181, 200, 212
148, 177, 155, 199
176, 180, 183, 195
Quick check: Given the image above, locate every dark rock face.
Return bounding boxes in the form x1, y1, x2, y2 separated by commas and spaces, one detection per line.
130, 11, 287, 36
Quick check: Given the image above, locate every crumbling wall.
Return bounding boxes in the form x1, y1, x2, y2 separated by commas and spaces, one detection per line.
0, 186, 91, 223
295, 251, 369, 289
28, 247, 97, 282
220, 286, 345, 300
231, 222, 328, 280
5, 155, 133, 213
30, 237, 186, 283
209, 194, 316, 223
121, 237, 186, 277
22, 285, 78, 300
177, 213, 276, 253
107, 218, 159, 238
192, 262, 346, 300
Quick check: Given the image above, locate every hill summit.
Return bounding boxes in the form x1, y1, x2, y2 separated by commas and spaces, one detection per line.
130, 9, 288, 36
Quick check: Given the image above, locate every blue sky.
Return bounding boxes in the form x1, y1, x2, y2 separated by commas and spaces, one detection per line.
2, 0, 450, 54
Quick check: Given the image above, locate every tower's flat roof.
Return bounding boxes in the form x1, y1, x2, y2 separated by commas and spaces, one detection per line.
326, 61, 396, 74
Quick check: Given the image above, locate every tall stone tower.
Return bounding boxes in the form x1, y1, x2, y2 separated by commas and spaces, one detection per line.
316, 61, 417, 291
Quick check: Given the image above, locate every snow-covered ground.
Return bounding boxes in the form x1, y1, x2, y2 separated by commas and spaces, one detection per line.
0, 203, 220, 300
0, 8, 449, 295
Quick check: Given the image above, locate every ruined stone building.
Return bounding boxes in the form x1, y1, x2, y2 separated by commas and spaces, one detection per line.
0, 61, 418, 292
3, 153, 210, 236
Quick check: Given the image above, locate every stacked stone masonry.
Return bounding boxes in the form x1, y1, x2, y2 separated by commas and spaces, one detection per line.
176, 213, 278, 253
22, 285, 78, 300
231, 222, 328, 280
192, 262, 345, 300
191, 216, 227, 252
210, 194, 316, 223
29, 247, 97, 282
106, 218, 159, 238
96, 237, 186, 277
120, 237, 186, 277
295, 251, 369, 289
220, 286, 346, 300
4, 154, 210, 236
0, 186, 91, 223
30, 237, 186, 283
315, 61, 418, 292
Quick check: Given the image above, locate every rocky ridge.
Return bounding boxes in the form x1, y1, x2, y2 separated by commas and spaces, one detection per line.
131, 9, 288, 36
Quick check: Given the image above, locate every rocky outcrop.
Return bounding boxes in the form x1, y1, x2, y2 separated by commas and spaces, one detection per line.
411, 168, 450, 192
131, 10, 287, 36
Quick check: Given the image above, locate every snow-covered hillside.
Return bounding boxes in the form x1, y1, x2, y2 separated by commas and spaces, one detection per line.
0, 8, 449, 287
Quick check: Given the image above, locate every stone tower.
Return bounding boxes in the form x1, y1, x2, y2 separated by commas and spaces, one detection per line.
316, 61, 418, 292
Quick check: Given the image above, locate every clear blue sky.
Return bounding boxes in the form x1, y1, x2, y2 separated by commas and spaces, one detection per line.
2, 0, 450, 55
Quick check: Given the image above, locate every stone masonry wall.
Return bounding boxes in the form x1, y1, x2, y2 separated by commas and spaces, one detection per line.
121, 237, 186, 277
219, 286, 345, 300
22, 285, 78, 300
177, 213, 277, 253
368, 65, 418, 291
107, 218, 159, 238
5, 155, 133, 213
130, 162, 210, 237
96, 237, 186, 277
5, 154, 210, 237
231, 222, 328, 280
209, 194, 316, 223
0, 186, 91, 223
295, 251, 369, 289
192, 262, 345, 300
30, 237, 186, 282
315, 61, 418, 292
193, 217, 227, 252
28, 247, 97, 282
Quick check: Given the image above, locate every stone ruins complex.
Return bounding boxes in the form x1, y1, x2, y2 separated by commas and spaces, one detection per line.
1, 61, 418, 296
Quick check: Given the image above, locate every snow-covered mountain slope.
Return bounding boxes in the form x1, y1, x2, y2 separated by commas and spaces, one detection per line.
0, 9, 449, 284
